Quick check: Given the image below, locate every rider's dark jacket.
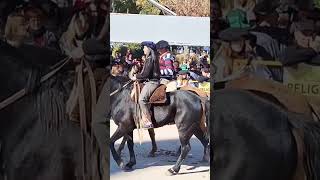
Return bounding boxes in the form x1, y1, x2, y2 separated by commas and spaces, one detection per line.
136, 50, 160, 81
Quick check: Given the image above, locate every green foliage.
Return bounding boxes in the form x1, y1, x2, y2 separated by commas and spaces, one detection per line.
136, 0, 161, 15
112, 0, 161, 15
112, 0, 140, 13
315, 0, 320, 8
127, 43, 144, 58
111, 43, 144, 60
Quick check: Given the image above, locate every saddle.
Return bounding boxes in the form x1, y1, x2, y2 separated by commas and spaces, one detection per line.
130, 82, 168, 104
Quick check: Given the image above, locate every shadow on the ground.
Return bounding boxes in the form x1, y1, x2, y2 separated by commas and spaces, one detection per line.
110, 137, 209, 176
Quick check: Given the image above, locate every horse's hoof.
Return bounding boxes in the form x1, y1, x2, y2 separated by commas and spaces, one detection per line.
123, 165, 134, 172
201, 158, 209, 163
166, 168, 178, 176
201, 155, 210, 163
148, 152, 156, 157
119, 161, 125, 169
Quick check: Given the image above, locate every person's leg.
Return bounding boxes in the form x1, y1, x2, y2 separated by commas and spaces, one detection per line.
138, 81, 159, 128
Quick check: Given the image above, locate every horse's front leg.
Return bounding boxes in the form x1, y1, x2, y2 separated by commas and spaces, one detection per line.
124, 131, 136, 170
148, 128, 157, 157
110, 127, 126, 169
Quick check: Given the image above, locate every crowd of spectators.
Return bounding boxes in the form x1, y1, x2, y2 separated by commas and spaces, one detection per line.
111, 44, 210, 88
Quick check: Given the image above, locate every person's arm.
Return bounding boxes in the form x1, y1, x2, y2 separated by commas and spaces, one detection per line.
136, 57, 152, 80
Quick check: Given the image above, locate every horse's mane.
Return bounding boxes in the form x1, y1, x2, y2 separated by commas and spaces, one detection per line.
111, 75, 131, 85
0, 44, 70, 134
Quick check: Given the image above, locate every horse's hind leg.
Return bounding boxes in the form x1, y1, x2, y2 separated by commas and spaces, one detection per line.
194, 128, 209, 162
167, 124, 194, 176
117, 136, 127, 156
124, 131, 136, 170
148, 128, 157, 157
110, 127, 126, 169
167, 139, 191, 176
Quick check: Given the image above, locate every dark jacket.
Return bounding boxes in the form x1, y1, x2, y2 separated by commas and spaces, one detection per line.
136, 50, 160, 81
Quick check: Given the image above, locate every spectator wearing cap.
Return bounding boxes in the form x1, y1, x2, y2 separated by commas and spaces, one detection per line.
24, 6, 58, 50
215, 27, 274, 81
176, 70, 196, 88
131, 41, 160, 129
156, 40, 174, 78
291, 21, 315, 48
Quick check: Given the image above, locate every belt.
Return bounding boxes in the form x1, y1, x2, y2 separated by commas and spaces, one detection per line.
148, 79, 159, 82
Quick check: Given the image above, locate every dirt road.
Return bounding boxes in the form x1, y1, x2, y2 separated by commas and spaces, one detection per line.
110, 121, 210, 180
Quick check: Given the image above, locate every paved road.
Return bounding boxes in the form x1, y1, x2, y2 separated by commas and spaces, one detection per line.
110, 121, 210, 180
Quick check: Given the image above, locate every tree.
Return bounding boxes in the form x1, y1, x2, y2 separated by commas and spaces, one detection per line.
136, 0, 161, 15
159, 0, 210, 17
112, 0, 140, 13
315, 0, 320, 8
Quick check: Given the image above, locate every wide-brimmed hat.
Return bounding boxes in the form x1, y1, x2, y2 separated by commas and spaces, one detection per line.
178, 70, 189, 75
219, 27, 250, 42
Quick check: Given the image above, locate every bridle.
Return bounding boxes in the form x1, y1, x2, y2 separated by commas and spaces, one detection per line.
110, 79, 133, 96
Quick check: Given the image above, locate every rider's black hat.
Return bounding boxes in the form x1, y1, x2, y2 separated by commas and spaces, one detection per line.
156, 40, 170, 49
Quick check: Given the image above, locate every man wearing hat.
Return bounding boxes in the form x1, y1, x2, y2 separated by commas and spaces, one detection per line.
215, 27, 273, 81
176, 69, 196, 88
156, 40, 174, 78
132, 41, 160, 129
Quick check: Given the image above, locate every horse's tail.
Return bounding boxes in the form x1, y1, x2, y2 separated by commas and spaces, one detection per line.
288, 114, 320, 180
200, 97, 209, 140
205, 99, 210, 140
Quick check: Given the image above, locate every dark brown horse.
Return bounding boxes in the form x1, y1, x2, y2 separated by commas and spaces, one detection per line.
110, 76, 209, 175
0, 43, 104, 180
211, 88, 320, 180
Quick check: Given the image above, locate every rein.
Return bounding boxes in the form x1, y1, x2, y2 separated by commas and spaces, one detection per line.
110, 79, 133, 96
0, 57, 71, 111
